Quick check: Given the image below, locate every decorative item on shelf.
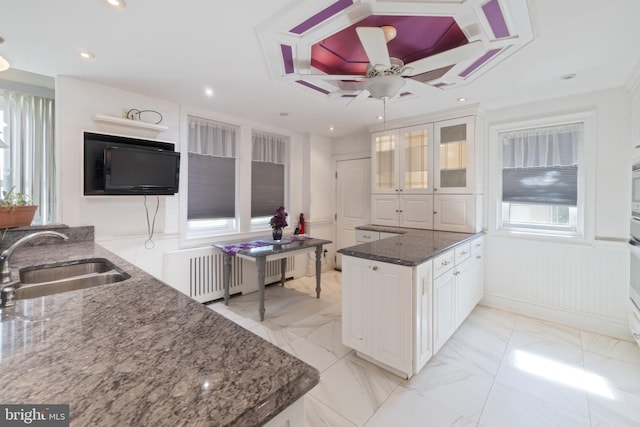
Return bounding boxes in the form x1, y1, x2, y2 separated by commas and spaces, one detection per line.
0, 187, 38, 230
269, 206, 288, 242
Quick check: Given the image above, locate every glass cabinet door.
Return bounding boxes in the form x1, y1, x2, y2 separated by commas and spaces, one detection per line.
400, 124, 433, 193
435, 117, 474, 193
372, 132, 397, 192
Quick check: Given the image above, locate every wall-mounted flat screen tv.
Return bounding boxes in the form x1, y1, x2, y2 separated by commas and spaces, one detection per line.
84, 132, 180, 195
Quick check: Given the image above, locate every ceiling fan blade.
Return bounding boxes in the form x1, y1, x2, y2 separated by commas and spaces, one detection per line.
283, 73, 366, 81
347, 89, 371, 105
356, 27, 391, 68
404, 40, 485, 76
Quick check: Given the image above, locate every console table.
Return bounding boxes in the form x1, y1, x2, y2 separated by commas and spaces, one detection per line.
215, 237, 332, 321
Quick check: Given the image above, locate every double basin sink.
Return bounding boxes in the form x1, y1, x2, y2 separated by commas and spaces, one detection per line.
1, 258, 130, 304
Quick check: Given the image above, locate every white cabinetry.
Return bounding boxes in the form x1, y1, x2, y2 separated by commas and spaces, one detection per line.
355, 229, 399, 243
371, 114, 482, 232
341, 235, 483, 378
432, 238, 482, 353
342, 256, 413, 377
372, 194, 434, 229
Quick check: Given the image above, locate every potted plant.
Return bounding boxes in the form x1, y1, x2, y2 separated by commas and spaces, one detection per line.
0, 187, 38, 229
269, 206, 288, 241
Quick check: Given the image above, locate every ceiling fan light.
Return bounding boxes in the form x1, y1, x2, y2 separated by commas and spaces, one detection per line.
0, 54, 9, 72
381, 25, 397, 43
366, 75, 405, 100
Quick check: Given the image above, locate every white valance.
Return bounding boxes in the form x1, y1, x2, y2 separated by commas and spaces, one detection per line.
502, 123, 582, 169
188, 116, 238, 157
252, 130, 288, 164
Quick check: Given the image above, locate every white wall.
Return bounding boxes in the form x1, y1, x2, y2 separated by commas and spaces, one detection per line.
308, 134, 335, 271
332, 130, 370, 157
55, 76, 333, 281
483, 87, 632, 339
56, 76, 181, 240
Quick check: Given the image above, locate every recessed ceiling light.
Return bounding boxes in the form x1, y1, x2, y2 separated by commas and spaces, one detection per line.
204, 87, 214, 97
79, 50, 95, 60
377, 115, 384, 120
457, 97, 467, 102
329, 126, 335, 131
561, 73, 577, 80
104, 0, 126, 8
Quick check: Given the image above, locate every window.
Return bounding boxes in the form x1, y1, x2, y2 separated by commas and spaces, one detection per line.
499, 122, 583, 236
187, 116, 238, 236
0, 89, 56, 224
250, 130, 288, 230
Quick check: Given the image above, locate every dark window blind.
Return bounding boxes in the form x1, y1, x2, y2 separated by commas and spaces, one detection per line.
188, 153, 235, 219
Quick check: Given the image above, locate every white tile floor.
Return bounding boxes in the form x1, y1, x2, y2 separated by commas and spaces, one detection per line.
208, 270, 640, 427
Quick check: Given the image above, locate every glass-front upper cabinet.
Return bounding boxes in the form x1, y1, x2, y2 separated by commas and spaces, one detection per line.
434, 116, 475, 194
372, 124, 433, 194
400, 124, 433, 193
372, 131, 397, 193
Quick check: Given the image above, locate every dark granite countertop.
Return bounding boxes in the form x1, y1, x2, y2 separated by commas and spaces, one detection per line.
339, 227, 484, 266
0, 240, 319, 426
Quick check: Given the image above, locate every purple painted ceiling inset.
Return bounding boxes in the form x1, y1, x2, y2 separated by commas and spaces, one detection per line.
290, 0, 353, 34
310, 15, 468, 76
296, 80, 331, 94
458, 48, 501, 78
482, 0, 510, 38
281, 45, 294, 74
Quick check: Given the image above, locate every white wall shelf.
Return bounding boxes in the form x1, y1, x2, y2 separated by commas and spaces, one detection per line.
93, 113, 168, 132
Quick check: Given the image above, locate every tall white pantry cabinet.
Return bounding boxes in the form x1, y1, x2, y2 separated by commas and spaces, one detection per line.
371, 112, 484, 232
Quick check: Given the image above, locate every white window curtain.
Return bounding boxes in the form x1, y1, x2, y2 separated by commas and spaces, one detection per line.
501, 123, 582, 206
252, 130, 287, 164
187, 116, 239, 220
251, 130, 288, 218
502, 123, 581, 169
188, 116, 237, 157
0, 89, 56, 225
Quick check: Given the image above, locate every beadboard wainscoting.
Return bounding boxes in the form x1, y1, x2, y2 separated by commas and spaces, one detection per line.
483, 235, 631, 340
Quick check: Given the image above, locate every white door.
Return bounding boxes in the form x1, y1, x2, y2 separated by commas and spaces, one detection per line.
336, 157, 371, 269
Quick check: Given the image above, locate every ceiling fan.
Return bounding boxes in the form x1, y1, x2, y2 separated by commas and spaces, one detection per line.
288, 26, 485, 102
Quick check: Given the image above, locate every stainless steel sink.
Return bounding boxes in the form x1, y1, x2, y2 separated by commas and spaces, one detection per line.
20, 259, 124, 284
0, 258, 130, 304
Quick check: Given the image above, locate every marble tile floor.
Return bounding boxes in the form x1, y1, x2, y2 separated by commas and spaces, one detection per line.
207, 270, 640, 427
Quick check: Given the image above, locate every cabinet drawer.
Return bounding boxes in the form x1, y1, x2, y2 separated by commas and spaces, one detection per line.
356, 230, 380, 243
471, 237, 484, 259
433, 250, 455, 277
455, 242, 471, 264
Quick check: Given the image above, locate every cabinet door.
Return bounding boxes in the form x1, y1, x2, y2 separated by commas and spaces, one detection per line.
399, 124, 434, 193
372, 131, 399, 193
433, 269, 456, 353
454, 259, 474, 328
434, 116, 474, 194
341, 257, 372, 354
415, 261, 433, 373
433, 194, 475, 232
372, 194, 400, 226
400, 195, 434, 229
372, 262, 413, 374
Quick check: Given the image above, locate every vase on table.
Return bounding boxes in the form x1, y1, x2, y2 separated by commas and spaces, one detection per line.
272, 227, 283, 241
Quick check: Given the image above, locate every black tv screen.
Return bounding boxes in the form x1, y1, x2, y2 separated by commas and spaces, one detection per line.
83, 132, 180, 195
104, 146, 180, 195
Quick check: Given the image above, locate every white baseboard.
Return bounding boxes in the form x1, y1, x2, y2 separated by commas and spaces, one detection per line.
481, 294, 633, 342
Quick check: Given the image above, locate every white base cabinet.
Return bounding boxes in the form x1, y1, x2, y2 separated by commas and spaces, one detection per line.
372, 194, 434, 229
342, 236, 483, 378
342, 256, 433, 378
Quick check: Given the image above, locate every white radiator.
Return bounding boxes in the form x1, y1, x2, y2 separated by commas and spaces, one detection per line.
162, 246, 296, 303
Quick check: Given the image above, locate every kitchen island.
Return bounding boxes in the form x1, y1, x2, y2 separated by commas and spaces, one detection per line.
0, 237, 319, 426
338, 226, 484, 379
